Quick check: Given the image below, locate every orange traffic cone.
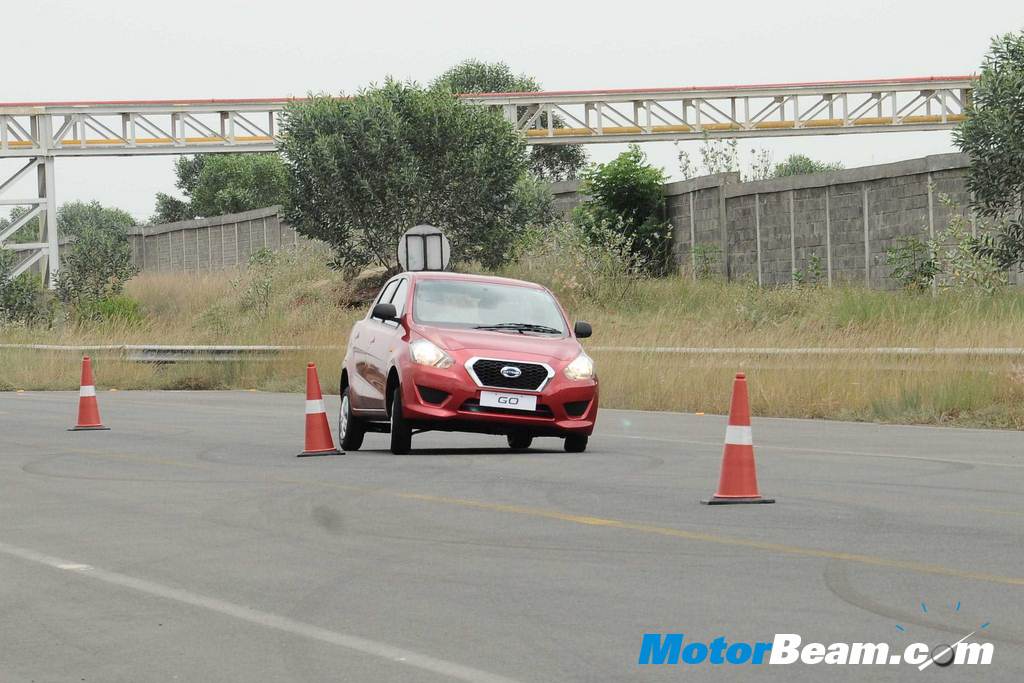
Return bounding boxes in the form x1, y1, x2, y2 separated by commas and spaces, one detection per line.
298, 363, 343, 457
69, 356, 110, 431
702, 373, 773, 504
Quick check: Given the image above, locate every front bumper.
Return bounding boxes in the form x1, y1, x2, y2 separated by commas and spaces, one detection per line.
399, 360, 598, 437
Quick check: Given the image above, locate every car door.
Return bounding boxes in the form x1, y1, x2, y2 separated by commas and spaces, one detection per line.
363, 277, 409, 412
351, 278, 399, 414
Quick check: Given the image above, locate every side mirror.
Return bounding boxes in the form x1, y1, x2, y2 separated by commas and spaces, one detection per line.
574, 321, 592, 339
372, 302, 398, 322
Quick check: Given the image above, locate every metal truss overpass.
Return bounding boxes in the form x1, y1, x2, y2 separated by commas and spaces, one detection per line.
473, 75, 975, 144
0, 75, 975, 285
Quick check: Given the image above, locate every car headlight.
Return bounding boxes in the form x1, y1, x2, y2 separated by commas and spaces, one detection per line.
564, 352, 595, 380
409, 338, 453, 369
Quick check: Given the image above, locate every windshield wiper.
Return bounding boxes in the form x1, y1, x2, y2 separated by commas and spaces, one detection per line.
474, 323, 563, 335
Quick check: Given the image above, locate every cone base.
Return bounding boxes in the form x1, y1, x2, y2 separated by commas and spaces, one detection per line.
297, 448, 344, 457
701, 496, 775, 505
68, 425, 111, 431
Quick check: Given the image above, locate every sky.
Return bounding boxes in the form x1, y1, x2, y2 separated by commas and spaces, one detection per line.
1, 0, 1021, 220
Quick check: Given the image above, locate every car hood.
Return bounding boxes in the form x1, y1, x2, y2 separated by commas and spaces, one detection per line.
414, 325, 581, 361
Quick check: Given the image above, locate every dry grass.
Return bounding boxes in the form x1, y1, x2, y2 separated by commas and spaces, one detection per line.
570, 278, 1024, 429
3, 249, 1024, 429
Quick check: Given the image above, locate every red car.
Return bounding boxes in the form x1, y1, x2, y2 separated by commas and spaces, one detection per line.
339, 271, 598, 454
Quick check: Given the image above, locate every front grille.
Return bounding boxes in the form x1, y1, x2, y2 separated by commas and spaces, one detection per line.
471, 359, 549, 390
460, 399, 554, 418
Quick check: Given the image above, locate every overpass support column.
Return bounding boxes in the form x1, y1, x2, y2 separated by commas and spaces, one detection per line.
39, 155, 58, 288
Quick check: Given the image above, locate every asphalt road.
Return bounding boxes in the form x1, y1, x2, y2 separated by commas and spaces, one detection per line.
1, 390, 1022, 682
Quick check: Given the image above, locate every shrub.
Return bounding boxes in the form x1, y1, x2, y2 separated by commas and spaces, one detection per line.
772, 154, 843, 177
506, 174, 557, 233
240, 248, 277, 318
886, 194, 1008, 294
56, 224, 138, 317
886, 236, 937, 292
505, 220, 644, 309
930, 201, 1007, 294
691, 243, 722, 280
574, 145, 672, 275
58, 201, 135, 238
0, 252, 56, 327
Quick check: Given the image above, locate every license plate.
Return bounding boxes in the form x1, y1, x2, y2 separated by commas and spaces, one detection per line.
479, 390, 537, 412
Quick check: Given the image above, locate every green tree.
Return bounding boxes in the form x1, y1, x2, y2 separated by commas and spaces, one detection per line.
772, 154, 843, 178
190, 153, 288, 217
954, 30, 1024, 271
506, 173, 557, 230
55, 224, 138, 314
151, 193, 195, 223
51, 201, 139, 316
152, 153, 288, 223
0, 206, 37, 243
433, 59, 587, 182
279, 79, 528, 272
58, 201, 136, 238
574, 145, 672, 274
0, 250, 55, 326
678, 139, 842, 181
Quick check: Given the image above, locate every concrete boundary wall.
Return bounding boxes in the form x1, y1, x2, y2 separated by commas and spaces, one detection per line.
551, 153, 1021, 288
138, 154, 1017, 287
128, 206, 313, 273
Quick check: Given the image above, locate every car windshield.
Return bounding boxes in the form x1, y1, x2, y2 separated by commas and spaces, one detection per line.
412, 279, 567, 334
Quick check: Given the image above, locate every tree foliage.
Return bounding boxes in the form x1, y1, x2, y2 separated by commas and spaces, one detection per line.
954, 30, 1024, 270
279, 79, 528, 272
58, 201, 136, 238
152, 153, 288, 223
152, 193, 195, 223
0, 206, 38, 243
506, 173, 557, 230
574, 145, 672, 274
678, 140, 841, 181
433, 59, 587, 181
772, 154, 843, 178
0, 250, 55, 326
50, 201, 139, 316
55, 224, 138, 314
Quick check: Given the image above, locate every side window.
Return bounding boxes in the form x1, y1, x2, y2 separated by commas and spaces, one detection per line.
370, 280, 399, 318
390, 279, 409, 316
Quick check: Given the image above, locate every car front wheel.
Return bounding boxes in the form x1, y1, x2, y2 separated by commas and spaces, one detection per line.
390, 387, 412, 455
564, 434, 588, 453
507, 433, 533, 450
339, 386, 365, 451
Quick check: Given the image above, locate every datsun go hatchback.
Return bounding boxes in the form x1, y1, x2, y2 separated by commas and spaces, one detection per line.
339, 271, 597, 454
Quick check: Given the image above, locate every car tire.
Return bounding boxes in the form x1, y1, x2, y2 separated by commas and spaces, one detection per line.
390, 387, 412, 455
339, 386, 365, 451
506, 433, 533, 450
564, 434, 588, 453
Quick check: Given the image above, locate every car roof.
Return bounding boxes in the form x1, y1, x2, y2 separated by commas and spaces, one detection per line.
400, 271, 546, 290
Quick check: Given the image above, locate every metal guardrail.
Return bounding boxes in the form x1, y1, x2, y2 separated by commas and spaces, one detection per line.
0, 344, 334, 363
589, 346, 1024, 356
3, 344, 1024, 363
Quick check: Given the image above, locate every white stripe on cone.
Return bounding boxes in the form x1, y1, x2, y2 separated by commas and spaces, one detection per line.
305, 399, 325, 415
725, 424, 752, 446
79, 385, 96, 398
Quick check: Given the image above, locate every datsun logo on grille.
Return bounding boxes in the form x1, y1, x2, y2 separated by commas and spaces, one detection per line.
500, 365, 522, 379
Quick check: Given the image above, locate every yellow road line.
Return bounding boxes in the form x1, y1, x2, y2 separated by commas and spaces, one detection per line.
386, 492, 1024, 587
19, 444, 1024, 587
